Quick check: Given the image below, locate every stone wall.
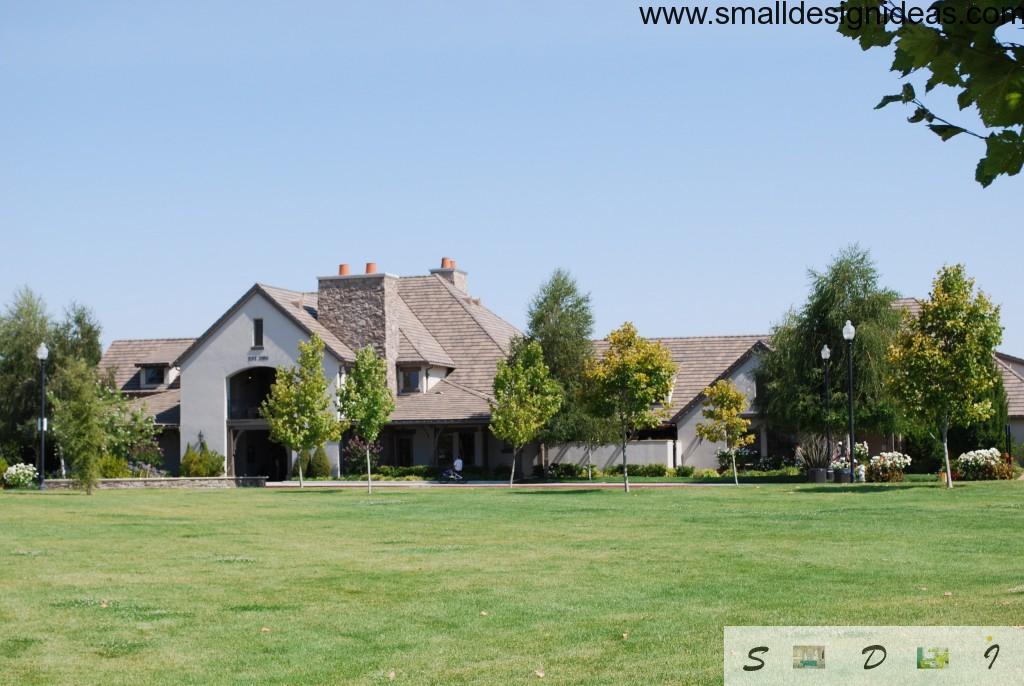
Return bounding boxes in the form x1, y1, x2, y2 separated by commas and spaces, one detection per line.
317, 273, 399, 390
44, 477, 267, 490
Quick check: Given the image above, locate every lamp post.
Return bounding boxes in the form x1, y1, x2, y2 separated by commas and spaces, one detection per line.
821, 344, 832, 461
842, 321, 856, 483
36, 342, 49, 491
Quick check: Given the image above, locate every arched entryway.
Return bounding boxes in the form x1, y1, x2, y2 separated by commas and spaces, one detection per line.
226, 367, 288, 479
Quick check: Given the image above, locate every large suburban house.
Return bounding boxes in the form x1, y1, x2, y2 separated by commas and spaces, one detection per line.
98, 263, 1024, 477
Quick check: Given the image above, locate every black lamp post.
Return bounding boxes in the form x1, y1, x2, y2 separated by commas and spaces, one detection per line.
36, 342, 49, 491
821, 344, 832, 461
842, 320, 856, 482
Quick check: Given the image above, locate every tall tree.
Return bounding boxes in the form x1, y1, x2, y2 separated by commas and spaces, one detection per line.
585, 323, 676, 493
839, 0, 1023, 186
50, 359, 106, 494
889, 264, 1002, 488
695, 380, 757, 486
489, 338, 563, 487
757, 245, 904, 440
337, 345, 395, 494
260, 335, 344, 488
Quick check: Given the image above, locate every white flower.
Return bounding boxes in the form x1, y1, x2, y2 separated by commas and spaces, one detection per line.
4, 463, 38, 489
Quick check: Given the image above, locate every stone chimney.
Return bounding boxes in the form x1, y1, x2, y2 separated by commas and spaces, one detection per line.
317, 262, 400, 390
430, 256, 468, 293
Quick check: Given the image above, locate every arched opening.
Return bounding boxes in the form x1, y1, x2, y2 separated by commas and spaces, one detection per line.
226, 367, 288, 480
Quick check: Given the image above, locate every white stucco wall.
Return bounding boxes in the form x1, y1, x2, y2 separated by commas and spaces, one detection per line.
548, 441, 674, 469
179, 291, 343, 473
676, 353, 763, 470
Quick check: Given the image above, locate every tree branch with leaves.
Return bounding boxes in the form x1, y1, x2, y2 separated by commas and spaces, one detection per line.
695, 380, 756, 486
337, 346, 394, 494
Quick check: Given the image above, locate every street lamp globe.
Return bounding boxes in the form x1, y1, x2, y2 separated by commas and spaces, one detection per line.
820, 344, 831, 361
36, 342, 49, 361
842, 320, 856, 341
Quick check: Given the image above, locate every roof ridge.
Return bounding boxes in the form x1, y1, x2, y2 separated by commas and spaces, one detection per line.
996, 355, 1024, 385
110, 337, 196, 343
431, 274, 509, 353
592, 334, 769, 343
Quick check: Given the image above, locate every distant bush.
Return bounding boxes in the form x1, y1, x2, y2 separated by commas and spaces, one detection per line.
493, 465, 513, 480
180, 441, 225, 477
956, 448, 1014, 481
694, 468, 722, 479
378, 465, 436, 479
306, 445, 332, 479
0, 456, 8, 478
605, 463, 668, 477
536, 463, 585, 480
673, 465, 695, 478
98, 454, 131, 478
344, 436, 382, 475
4, 463, 38, 489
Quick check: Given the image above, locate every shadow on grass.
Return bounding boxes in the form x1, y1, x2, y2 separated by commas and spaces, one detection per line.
511, 489, 606, 496
798, 483, 939, 493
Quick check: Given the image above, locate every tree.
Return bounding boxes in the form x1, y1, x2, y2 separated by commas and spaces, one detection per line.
839, 0, 1024, 186
489, 338, 563, 487
585, 323, 676, 493
695, 380, 757, 486
889, 264, 1002, 488
757, 245, 904, 440
50, 359, 106, 493
337, 346, 394, 494
526, 270, 596, 456
260, 335, 343, 488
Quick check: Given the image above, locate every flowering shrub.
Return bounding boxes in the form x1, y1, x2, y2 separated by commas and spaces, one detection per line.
829, 457, 850, 471
4, 463, 38, 489
866, 451, 912, 482
955, 448, 1013, 481
853, 441, 870, 462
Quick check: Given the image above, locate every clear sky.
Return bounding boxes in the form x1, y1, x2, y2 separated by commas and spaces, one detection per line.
2, 2, 1020, 353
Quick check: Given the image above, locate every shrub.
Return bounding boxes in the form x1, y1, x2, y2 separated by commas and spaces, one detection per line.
694, 468, 721, 479
98, 454, 131, 478
306, 445, 332, 479
180, 442, 225, 477
343, 436, 381, 475
377, 465, 436, 479
674, 465, 695, 478
604, 463, 668, 477
0, 456, 8, 477
541, 463, 585, 480
493, 465, 513, 480
956, 448, 1014, 481
865, 451, 912, 482
4, 463, 38, 489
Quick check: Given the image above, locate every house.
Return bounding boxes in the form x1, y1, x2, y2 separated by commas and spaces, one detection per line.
100, 258, 530, 478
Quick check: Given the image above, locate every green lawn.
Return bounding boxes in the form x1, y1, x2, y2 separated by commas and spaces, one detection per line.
1, 482, 1022, 685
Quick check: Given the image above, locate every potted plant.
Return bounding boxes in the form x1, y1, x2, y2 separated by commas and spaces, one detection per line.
831, 456, 851, 483
797, 434, 832, 483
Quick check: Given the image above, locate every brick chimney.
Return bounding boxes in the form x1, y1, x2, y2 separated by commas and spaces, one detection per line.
430, 256, 468, 292
317, 262, 400, 389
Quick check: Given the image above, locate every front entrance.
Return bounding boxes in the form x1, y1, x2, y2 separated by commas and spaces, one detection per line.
232, 429, 288, 480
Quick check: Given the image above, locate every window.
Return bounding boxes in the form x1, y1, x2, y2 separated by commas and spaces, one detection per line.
399, 367, 421, 394
142, 366, 164, 387
253, 318, 264, 348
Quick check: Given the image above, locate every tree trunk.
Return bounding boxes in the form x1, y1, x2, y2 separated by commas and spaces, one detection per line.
730, 442, 739, 486
59, 454, 66, 479
586, 444, 592, 481
366, 445, 372, 494
942, 422, 953, 489
509, 448, 517, 488
297, 450, 304, 489
622, 432, 630, 494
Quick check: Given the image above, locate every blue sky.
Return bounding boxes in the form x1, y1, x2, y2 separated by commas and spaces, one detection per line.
2, 2, 1020, 352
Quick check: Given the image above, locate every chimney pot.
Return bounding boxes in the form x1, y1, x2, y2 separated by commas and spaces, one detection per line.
441, 256, 453, 269
365, 262, 377, 274
338, 263, 350, 276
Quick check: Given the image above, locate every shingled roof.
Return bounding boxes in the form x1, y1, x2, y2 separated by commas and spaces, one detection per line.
996, 353, 1024, 419
99, 338, 194, 393
391, 378, 492, 424
129, 388, 182, 426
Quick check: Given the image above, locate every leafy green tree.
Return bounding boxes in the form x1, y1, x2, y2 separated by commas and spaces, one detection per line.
585, 323, 676, 493
50, 359, 106, 493
490, 338, 563, 487
695, 380, 757, 486
839, 0, 1024, 186
757, 245, 904, 440
260, 335, 344, 488
889, 264, 1003, 488
526, 270, 596, 453
337, 346, 394, 494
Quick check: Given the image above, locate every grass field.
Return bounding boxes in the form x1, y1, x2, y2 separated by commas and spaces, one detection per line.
1, 482, 1022, 685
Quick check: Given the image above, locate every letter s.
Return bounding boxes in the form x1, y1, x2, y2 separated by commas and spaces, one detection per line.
743, 646, 769, 671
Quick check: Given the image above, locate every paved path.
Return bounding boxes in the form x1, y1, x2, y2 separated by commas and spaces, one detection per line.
265, 480, 725, 489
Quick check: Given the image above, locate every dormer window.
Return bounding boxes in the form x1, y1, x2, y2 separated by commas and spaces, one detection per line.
141, 366, 165, 387
253, 318, 264, 348
399, 367, 422, 394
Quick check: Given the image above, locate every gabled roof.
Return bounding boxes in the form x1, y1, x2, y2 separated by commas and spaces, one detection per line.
392, 294, 456, 367
129, 389, 181, 426
593, 334, 769, 425
173, 284, 355, 367
995, 353, 1024, 419
99, 338, 194, 393
893, 297, 923, 317
396, 275, 519, 395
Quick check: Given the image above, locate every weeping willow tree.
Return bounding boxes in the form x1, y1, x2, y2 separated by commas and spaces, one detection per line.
757, 245, 906, 442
